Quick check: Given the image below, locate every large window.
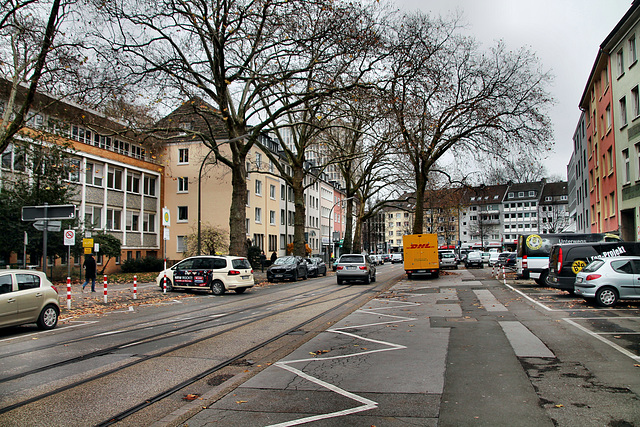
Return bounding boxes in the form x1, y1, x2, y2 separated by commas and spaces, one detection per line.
177, 236, 186, 253
178, 206, 188, 222
617, 49, 625, 77
107, 167, 123, 190
620, 97, 628, 127
178, 177, 189, 193
630, 34, 637, 64
144, 176, 156, 196
143, 213, 156, 232
632, 86, 639, 118
178, 148, 189, 164
270, 184, 276, 199
255, 179, 262, 196
255, 207, 262, 223
85, 205, 102, 229
85, 162, 103, 186
270, 210, 276, 225
106, 209, 122, 230
126, 211, 139, 231
127, 172, 140, 193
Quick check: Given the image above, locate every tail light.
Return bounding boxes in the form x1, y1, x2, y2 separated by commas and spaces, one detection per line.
522, 255, 528, 269
337, 266, 344, 270
228, 270, 241, 275
585, 274, 601, 281
51, 285, 58, 294
556, 248, 563, 272
359, 266, 367, 270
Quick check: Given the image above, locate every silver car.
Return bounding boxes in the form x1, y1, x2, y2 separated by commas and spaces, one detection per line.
439, 252, 457, 269
574, 256, 640, 307
0, 270, 60, 330
336, 254, 376, 285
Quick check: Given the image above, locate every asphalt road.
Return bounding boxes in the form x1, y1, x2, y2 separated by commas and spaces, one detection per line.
0, 263, 639, 426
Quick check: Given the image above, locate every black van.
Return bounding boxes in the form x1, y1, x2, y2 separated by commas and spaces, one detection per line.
547, 242, 640, 291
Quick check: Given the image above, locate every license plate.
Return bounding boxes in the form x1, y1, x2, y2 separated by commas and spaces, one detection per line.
347, 266, 356, 270
275, 274, 283, 278
241, 275, 249, 280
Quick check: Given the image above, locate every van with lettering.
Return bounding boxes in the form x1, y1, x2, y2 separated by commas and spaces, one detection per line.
403, 234, 439, 279
516, 233, 620, 285
547, 242, 640, 292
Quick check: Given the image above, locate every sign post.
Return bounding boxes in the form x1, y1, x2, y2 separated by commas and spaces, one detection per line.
22, 204, 75, 273
64, 229, 76, 278
162, 207, 170, 276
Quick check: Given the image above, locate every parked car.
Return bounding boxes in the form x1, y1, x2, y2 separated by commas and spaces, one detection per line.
439, 252, 457, 269
574, 256, 640, 307
497, 252, 516, 267
156, 255, 254, 295
488, 252, 500, 266
481, 252, 491, 264
306, 257, 327, 277
0, 270, 60, 330
370, 255, 383, 266
336, 254, 376, 284
267, 256, 308, 282
391, 253, 403, 263
465, 251, 483, 268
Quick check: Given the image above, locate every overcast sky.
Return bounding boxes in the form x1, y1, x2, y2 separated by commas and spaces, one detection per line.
395, 0, 633, 180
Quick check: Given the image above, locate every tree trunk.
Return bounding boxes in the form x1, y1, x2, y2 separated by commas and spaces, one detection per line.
228, 152, 248, 257
342, 198, 355, 254
292, 166, 307, 257
413, 164, 427, 234
352, 201, 365, 254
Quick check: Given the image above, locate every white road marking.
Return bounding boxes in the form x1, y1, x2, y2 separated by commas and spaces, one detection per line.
499, 321, 555, 358
266, 300, 419, 427
474, 290, 508, 311
563, 318, 640, 362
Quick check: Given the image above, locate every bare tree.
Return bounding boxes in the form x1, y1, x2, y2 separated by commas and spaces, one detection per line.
540, 204, 571, 233
478, 156, 548, 184
0, 0, 64, 154
380, 11, 553, 234
90, 0, 382, 257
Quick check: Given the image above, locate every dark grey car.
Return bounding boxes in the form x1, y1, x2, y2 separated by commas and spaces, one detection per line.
336, 254, 376, 285
267, 256, 308, 282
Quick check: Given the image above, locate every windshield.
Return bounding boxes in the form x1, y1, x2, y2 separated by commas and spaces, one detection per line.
582, 259, 604, 273
232, 258, 252, 269
339, 255, 364, 263
274, 256, 296, 265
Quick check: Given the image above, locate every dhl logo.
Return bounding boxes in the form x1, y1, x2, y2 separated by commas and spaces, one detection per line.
409, 243, 434, 249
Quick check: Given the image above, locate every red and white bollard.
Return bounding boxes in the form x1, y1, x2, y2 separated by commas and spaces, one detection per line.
133, 275, 137, 300
163, 271, 167, 294
103, 274, 108, 304
67, 277, 71, 310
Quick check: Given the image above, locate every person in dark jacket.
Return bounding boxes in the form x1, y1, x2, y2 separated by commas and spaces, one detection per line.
82, 254, 97, 292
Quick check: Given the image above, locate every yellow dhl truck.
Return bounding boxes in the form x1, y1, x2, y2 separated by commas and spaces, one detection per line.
403, 234, 439, 279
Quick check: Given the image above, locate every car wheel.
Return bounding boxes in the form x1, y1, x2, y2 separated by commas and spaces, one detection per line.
304, 269, 308, 280
37, 304, 59, 330
534, 271, 549, 286
323, 268, 327, 276
371, 272, 376, 283
160, 278, 173, 292
337, 278, 343, 285
364, 274, 370, 284
292, 270, 298, 282
234, 287, 247, 294
407, 272, 412, 279
210, 280, 225, 295
595, 287, 618, 307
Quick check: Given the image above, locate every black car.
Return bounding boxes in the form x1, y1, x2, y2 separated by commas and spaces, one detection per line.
497, 252, 516, 267
267, 256, 308, 282
465, 251, 483, 268
306, 257, 327, 277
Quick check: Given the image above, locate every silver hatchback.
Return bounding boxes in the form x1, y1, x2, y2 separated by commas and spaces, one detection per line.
574, 256, 640, 307
336, 254, 376, 285
0, 270, 60, 330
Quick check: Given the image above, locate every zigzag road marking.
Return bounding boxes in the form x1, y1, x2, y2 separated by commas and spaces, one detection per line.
266, 300, 420, 427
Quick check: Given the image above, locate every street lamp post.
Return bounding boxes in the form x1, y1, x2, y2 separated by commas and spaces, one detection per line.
328, 196, 355, 261
197, 134, 249, 255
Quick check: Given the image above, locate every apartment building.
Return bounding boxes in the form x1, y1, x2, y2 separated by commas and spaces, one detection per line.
501, 181, 544, 247
569, 112, 590, 233
539, 181, 571, 233
0, 80, 163, 271
459, 184, 507, 250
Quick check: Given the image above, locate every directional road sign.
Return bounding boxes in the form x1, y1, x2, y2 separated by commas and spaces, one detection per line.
33, 220, 61, 232
22, 204, 76, 221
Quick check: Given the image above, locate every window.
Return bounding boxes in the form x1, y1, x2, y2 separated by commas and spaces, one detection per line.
178, 177, 189, 193
636, 142, 640, 179
518, 191, 524, 197
617, 49, 625, 76
605, 104, 611, 130
630, 34, 637, 64
178, 148, 189, 164
143, 213, 156, 232
85, 205, 102, 229
281, 209, 285, 225
255, 207, 262, 223
255, 179, 262, 196
144, 176, 157, 196
620, 97, 628, 127
177, 206, 188, 222
85, 162, 103, 186
255, 152, 262, 170
632, 86, 639, 118
177, 236, 186, 253
607, 146, 613, 173
67, 158, 81, 182
270, 210, 276, 225
528, 191, 535, 197
270, 184, 276, 199
126, 210, 139, 231
107, 168, 123, 190
106, 209, 122, 230
610, 192, 615, 217
127, 172, 140, 193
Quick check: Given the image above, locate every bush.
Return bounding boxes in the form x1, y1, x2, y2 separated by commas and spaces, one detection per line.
247, 245, 262, 269
121, 256, 164, 273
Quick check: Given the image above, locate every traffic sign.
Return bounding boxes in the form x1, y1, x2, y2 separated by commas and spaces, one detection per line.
162, 207, 170, 226
22, 204, 76, 221
33, 220, 61, 232
83, 238, 94, 248
64, 230, 76, 246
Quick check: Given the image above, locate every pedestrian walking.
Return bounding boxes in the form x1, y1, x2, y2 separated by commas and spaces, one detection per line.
271, 251, 277, 263
82, 254, 97, 292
